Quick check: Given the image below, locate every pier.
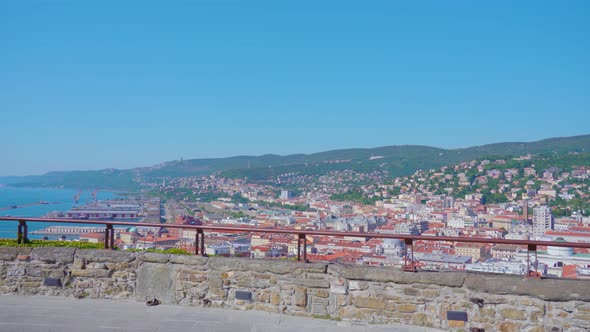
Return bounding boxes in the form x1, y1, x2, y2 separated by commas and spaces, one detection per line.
0, 201, 59, 211
31, 225, 127, 236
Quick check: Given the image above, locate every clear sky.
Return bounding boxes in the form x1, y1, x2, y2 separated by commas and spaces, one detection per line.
1, 1, 589, 175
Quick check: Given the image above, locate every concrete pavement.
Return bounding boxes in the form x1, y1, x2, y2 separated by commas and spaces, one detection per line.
0, 295, 443, 332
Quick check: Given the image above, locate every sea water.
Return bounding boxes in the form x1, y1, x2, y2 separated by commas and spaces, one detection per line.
0, 186, 117, 239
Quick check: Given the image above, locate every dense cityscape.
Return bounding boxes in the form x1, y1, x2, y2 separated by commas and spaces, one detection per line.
27, 151, 589, 280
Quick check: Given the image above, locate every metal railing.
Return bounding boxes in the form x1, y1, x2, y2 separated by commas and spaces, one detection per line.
2, 216, 590, 277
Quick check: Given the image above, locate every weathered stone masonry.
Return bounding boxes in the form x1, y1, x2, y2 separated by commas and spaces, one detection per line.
1, 247, 590, 331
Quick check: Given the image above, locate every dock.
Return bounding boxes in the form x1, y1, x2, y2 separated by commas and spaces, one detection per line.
31, 225, 127, 236
0, 201, 59, 211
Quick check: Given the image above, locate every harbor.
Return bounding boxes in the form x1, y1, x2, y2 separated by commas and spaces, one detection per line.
0, 187, 162, 239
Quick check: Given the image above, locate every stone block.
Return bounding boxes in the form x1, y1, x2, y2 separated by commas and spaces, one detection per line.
448, 320, 465, 328
207, 257, 326, 275
500, 308, 526, 320
75, 250, 135, 263
422, 289, 439, 298
7, 266, 25, 277
464, 274, 590, 302
352, 296, 384, 310
0, 247, 32, 261
270, 293, 281, 305
73, 258, 86, 269
169, 255, 208, 265
572, 314, 590, 328
348, 280, 368, 291
330, 284, 347, 294
530, 309, 544, 322
526, 327, 545, 332
138, 252, 170, 263
24, 266, 45, 278
70, 268, 110, 278
20, 280, 42, 289
16, 255, 30, 262
498, 321, 521, 332
403, 287, 420, 296
411, 313, 432, 327
311, 302, 327, 315
31, 247, 76, 264
397, 303, 417, 313
105, 261, 132, 271
136, 263, 176, 303
292, 278, 330, 288
88, 262, 107, 269
328, 264, 464, 287
294, 286, 307, 307
258, 292, 269, 302
314, 289, 329, 298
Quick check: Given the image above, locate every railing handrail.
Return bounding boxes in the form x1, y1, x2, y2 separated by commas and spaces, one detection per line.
1, 216, 589, 249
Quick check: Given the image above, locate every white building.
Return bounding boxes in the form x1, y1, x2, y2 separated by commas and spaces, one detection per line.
205, 244, 231, 256
280, 190, 292, 200
532, 206, 553, 239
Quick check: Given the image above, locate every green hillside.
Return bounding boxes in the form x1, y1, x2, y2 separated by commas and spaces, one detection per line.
3, 134, 590, 189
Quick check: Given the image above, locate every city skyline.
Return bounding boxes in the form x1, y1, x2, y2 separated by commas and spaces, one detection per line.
1, 1, 589, 175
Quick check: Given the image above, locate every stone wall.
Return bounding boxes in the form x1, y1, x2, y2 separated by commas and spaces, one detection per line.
1, 247, 589, 332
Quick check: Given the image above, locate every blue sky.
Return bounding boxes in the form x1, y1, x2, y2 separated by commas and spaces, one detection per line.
1, 1, 589, 175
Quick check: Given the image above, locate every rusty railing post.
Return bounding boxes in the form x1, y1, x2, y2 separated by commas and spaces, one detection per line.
109, 224, 115, 250
17, 220, 28, 244
104, 224, 114, 249
195, 231, 199, 255
303, 233, 307, 263
104, 225, 109, 249
526, 244, 540, 279
403, 238, 416, 272
297, 233, 305, 262
197, 229, 205, 257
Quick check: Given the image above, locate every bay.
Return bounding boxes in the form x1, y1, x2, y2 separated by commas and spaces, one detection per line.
0, 186, 117, 239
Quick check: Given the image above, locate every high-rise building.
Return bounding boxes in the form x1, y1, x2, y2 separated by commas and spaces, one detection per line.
532, 206, 553, 239
280, 190, 292, 200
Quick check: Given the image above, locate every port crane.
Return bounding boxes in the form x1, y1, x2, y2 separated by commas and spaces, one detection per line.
73, 190, 82, 204
91, 189, 98, 204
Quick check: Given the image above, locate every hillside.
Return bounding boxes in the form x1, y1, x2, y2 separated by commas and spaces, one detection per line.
3, 134, 590, 189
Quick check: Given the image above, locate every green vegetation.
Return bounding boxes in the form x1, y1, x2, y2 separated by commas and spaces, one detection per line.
0, 240, 193, 255
0, 239, 103, 249
231, 193, 250, 204
254, 201, 312, 211
550, 196, 590, 217
125, 247, 192, 255
229, 211, 248, 218
331, 189, 381, 205
480, 190, 509, 205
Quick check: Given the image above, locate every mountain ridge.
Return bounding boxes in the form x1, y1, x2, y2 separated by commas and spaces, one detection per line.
2, 134, 589, 189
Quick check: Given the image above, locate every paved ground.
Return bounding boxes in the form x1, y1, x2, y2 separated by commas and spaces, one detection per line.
0, 295, 443, 332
